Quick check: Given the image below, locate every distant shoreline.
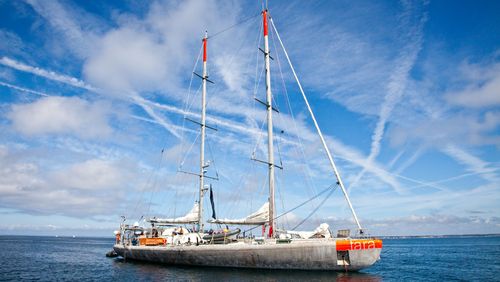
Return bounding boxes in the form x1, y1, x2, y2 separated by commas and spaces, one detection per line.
378, 233, 500, 239
0, 233, 499, 239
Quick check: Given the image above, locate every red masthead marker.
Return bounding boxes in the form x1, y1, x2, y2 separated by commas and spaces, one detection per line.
262, 10, 268, 37
203, 36, 207, 62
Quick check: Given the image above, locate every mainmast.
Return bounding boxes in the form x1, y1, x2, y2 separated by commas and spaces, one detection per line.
262, 10, 275, 237
198, 32, 208, 233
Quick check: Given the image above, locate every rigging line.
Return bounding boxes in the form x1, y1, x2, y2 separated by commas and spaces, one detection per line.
292, 185, 337, 230
203, 21, 262, 219
247, 16, 263, 170
185, 83, 202, 116
179, 44, 203, 168
269, 21, 318, 211
181, 44, 203, 137
172, 188, 178, 218
253, 28, 265, 94
145, 150, 167, 218
276, 163, 287, 228
183, 43, 203, 117
253, 53, 266, 97
276, 130, 284, 168
248, 25, 265, 152
268, 27, 281, 113
184, 84, 202, 121
251, 17, 264, 131
275, 183, 335, 221
222, 172, 243, 219
243, 184, 335, 233
223, 18, 264, 221
209, 12, 261, 39
250, 68, 266, 158
178, 131, 201, 169
205, 133, 220, 179
253, 22, 263, 95
204, 16, 259, 117
251, 112, 268, 158
242, 15, 263, 159
130, 148, 165, 220
270, 17, 363, 232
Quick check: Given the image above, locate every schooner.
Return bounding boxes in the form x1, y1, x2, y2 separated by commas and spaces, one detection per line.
113, 8, 382, 271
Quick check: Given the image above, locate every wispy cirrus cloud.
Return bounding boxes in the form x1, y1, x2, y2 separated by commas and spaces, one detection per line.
445, 61, 500, 108
0, 56, 95, 91
25, 0, 104, 59
443, 145, 498, 183
1, 0, 499, 236
0, 56, 404, 194
0, 56, 184, 139
349, 1, 427, 190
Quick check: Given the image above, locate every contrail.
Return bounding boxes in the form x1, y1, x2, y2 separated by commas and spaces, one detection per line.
0, 81, 49, 97
443, 145, 498, 183
0, 57, 95, 91
2, 57, 405, 191
0, 56, 182, 139
349, 2, 427, 191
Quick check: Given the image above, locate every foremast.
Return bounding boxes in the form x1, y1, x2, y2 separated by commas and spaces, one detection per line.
262, 10, 275, 237
198, 32, 208, 233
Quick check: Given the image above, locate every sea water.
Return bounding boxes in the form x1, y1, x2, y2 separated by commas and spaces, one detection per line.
0, 235, 498, 281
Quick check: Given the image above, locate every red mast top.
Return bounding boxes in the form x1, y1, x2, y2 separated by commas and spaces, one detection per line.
202, 37, 207, 62
262, 10, 268, 37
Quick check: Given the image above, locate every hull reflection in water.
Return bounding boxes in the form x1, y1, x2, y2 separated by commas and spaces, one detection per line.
114, 258, 381, 282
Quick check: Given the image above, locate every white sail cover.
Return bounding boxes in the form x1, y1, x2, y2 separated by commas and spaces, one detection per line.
149, 203, 199, 224
208, 202, 269, 225
287, 223, 332, 239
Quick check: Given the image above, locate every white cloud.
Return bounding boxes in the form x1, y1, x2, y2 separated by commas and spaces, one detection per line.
445, 62, 500, 108
0, 145, 138, 217
8, 96, 113, 139
51, 159, 126, 190
389, 111, 500, 147
2, 0, 497, 237
82, 0, 243, 95
0, 57, 184, 138
83, 27, 169, 93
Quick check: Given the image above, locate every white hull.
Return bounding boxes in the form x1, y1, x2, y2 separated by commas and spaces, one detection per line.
114, 238, 381, 271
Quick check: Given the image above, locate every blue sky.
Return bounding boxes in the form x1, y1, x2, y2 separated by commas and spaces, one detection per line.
0, 0, 498, 237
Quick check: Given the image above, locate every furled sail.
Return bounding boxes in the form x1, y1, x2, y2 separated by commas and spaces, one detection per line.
209, 186, 216, 220
149, 203, 199, 224
208, 202, 269, 225
287, 223, 332, 239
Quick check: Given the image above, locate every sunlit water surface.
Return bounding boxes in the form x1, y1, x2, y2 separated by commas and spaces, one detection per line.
0, 236, 499, 281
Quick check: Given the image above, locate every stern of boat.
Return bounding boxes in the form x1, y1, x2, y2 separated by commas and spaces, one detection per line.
335, 238, 382, 271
